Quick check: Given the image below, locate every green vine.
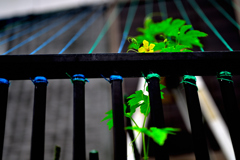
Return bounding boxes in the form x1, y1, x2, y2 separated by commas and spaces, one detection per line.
101, 15, 207, 160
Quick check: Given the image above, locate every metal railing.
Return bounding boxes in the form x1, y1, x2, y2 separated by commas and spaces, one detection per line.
0, 52, 240, 160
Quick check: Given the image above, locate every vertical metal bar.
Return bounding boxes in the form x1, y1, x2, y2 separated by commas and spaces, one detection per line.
182, 75, 210, 160
72, 74, 87, 160
217, 71, 240, 159
110, 75, 126, 160
30, 76, 48, 160
89, 150, 99, 160
146, 73, 169, 160
0, 78, 9, 160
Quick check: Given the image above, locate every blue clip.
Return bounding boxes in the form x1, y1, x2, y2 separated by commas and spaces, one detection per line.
110, 75, 123, 82
0, 78, 10, 86
72, 74, 89, 83
33, 76, 48, 84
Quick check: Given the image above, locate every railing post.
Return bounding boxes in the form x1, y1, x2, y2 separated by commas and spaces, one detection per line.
217, 71, 240, 159
89, 150, 99, 160
30, 76, 48, 160
182, 75, 210, 160
146, 73, 169, 160
0, 78, 10, 160
72, 74, 88, 160
110, 75, 126, 160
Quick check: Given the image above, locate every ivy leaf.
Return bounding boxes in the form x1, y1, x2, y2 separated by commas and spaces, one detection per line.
140, 94, 150, 116
126, 126, 179, 146
164, 19, 186, 36
153, 42, 166, 51
160, 84, 166, 90
101, 104, 130, 130
186, 30, 208, 37
127, 90, 150, 116
146, 83, 166, 99
101, 110, 113, 130
178, 28, 208, 48
179, 25, 192, 36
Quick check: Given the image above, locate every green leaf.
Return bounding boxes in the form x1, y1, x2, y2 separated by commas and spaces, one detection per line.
160, 45, 193, 52
186, 30, 208, 37
128, 42, 139, 50
146, 83, 165, 99
140, 94, 150, 116
179, 25, 192, 36
178, 27, 208, 48
106, 119, 113, 130
126, 126, 179, 146
128, 37, 140, 50
160, 84, 166, 90
164, 19, 186, 36
101, 110, 113, 130
153, 42, 166, 51
101, 104, 132, 130
127, 90, 150, 116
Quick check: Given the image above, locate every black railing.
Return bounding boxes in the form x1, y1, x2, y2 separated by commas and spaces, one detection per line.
0, 52, 240, 160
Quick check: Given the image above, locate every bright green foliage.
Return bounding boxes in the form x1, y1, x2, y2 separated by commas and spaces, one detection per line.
127, 37, 140, 50
126, 126, 179, 146
101, 104, 130, 130
127, 82, 165, 116
127, 90, 150, 116
152, 42, 166, 52
128, 17, 208, 51
160, 45, 193, 52
146, 83, 165, 99
100, 110, 113, 130
101, 82, 166, 129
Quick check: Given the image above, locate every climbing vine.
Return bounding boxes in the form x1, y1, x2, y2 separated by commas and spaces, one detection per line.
101, 15, 207, 160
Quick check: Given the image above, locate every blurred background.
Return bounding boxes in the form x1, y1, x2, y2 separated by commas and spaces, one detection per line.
1, 0, 240, 160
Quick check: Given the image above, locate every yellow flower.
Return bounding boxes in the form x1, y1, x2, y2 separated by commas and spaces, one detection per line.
138, 40, 155, 53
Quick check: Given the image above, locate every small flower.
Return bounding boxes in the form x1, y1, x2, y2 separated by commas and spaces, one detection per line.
138, 40, 155, 53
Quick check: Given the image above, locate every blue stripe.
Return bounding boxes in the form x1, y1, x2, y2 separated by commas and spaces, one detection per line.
30, 10, 90, 55
118, 0, 139, 53
0, 15, 59, 46
188, 0, 233, 51
58, 8, 103, 54
88, 4, 125, 53
209, 0, 240, 30
0, 15, 57, 38
2, 15, 71, 55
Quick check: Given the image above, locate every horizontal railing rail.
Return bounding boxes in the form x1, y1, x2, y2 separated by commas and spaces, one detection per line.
1, 52, 240, 160
0, 51, 240, 79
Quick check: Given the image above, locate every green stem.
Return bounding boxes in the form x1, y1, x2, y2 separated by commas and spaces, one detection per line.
142, 96, 150, 160
129, 116, 139, 128
142, 132, 148, 160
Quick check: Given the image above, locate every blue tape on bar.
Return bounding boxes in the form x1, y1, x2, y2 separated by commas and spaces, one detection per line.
33, 76, 48, 84
72, 74, 89, 83
0, 78, 10, 85
110, 75, 123, 82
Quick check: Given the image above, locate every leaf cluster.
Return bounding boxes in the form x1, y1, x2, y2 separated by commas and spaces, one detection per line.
101, 83, 165, 130
128, 17, 207, 52
126, 126, 179, 146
